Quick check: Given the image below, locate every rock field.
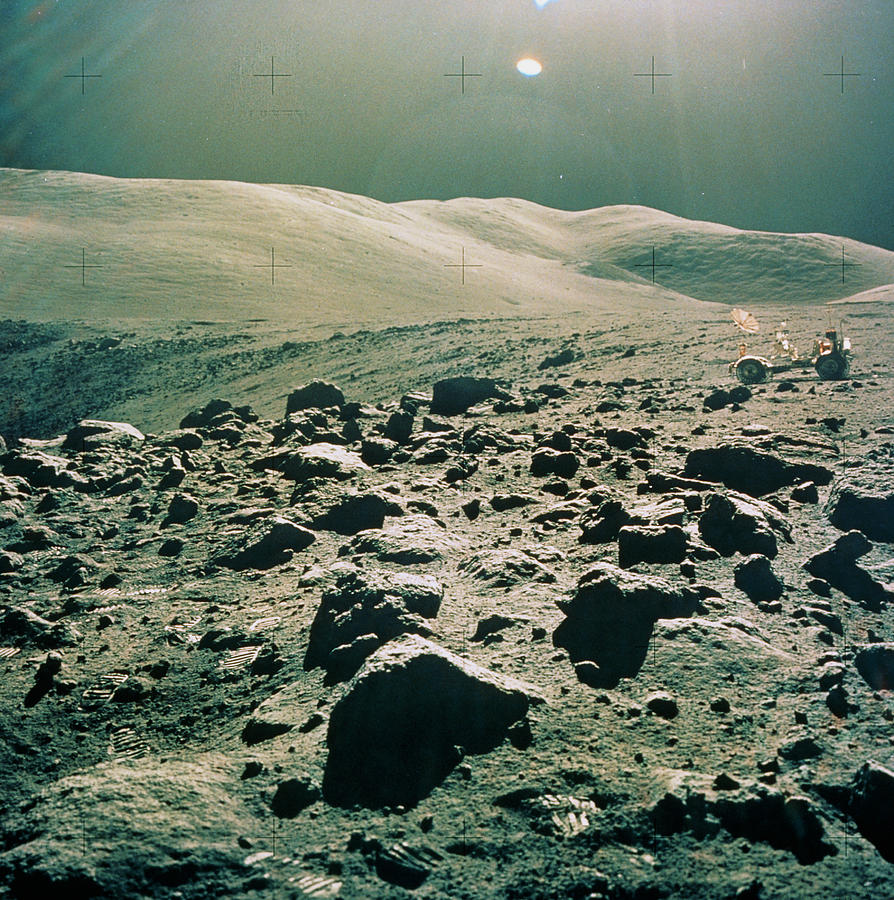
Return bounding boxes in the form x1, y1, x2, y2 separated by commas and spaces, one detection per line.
1, 307, 893, 900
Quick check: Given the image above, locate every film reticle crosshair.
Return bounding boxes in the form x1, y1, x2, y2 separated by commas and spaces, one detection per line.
444, 56, 482, 95
634, 56, 672, 94
823, 56, 860, 94
634, 246, 673, 283
63, 249, 103, 286
254, 247, 293, 284
825, 246, 859, 283
444, 247, 482, 285
64, 57, 102, 94
252, 56, 293, 95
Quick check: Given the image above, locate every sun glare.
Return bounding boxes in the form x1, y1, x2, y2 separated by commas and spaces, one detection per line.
516, 58, 543, 77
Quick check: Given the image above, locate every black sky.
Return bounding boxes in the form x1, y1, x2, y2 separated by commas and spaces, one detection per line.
2, 0, 892, 249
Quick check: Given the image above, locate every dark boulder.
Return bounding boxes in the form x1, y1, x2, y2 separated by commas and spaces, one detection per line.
310, 492, 392, 535
383, 411, 414, 444
361, 437, 398, 466
579, 499, 632, 544
734, 554, 785, 603
553, 563, 704, 688
803, 531, 894, 609
323, 635, 538, 807
604, 428, 644, 451
286, 381, 345, 414
617, 525, 688, 567
698, 491, 790, 559
271, 777, 321, 818
304, 568, 443, 682
179, 399, 234, 429
212, 516, 315, 571
430, 377, 511, 416
538, 347, 576, 370
162, 493, 199, 526
530, 449, 579, 479
684, 444, 832, 496
854, 644, 894, 691
825, 468, 894, 542
850, 761, 894, 862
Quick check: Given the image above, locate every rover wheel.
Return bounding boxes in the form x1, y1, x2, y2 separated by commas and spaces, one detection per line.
815, 353, 849, 381
735, 358, 769, 385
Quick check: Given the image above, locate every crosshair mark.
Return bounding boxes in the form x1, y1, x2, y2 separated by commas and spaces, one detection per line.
633, 246, 673, 283
444, 247, 482, 285
823, 56, 860, 94
252, 56, 293, 95
824, 246, 859, 284
64, 249, 103, 286
634, 56, 672, 94
444, 56, 482, 95
64, 57, 102, 94
254, 247, 293, 285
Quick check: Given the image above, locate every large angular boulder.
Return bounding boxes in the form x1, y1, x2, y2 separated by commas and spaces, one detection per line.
698, 491, 790, 559
430, 376, 511, 416
650, 769, 835, 864
1, 451, 76, 489
553, 563, 704, 688
309, 492, 393, 535
803, 531, 894, 609
458, 549, 556, 587
0, 755, 250, 898
179, 398, 236, 429
850, 761, 894, 862
684, 444, 832, 497
338, 514, 467, 564
617, 525, 688, 567
323, 635, 539, 807
304, 569, 444, 682
286, 381, 345, 414
825, 468, 894, 542
579, 499, 632, 544
854, 643, 894, 691
280, 444, 370, 482
211, 516, 315, 570
62, 419, 145, 451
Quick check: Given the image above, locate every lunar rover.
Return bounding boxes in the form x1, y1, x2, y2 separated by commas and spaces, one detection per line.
728, 308, 852, 385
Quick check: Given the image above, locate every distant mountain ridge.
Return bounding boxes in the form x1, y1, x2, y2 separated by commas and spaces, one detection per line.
2, 168, 892, 327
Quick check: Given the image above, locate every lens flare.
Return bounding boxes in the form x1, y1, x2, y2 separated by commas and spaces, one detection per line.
516, 58, 543, 77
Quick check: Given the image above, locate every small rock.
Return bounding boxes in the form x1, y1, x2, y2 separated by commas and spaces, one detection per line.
384, 411, 413, 444
645, 691, 678, 719
271, 777, 322, 818
164, 493, 199, 525
778, 734, 822, 761
791, 481, 819, 504
734, 554, 784, 603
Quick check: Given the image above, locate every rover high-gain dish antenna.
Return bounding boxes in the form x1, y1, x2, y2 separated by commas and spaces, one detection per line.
731, 308, 760, 334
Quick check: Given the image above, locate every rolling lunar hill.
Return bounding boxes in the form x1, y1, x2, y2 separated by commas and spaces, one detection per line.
3, 168, 893, 329
2, 170, 894, 900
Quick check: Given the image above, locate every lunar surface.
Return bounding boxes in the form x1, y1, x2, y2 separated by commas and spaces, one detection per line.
1, 171, 894, 900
